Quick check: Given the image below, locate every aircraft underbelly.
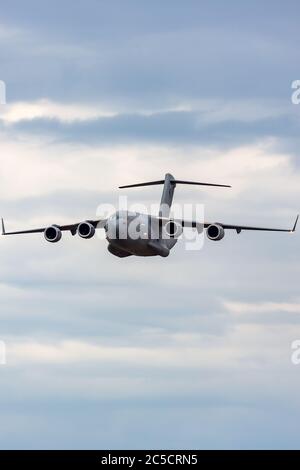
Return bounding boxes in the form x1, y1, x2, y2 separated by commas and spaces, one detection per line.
109, 238, 157, 256
108, 238, 177, 257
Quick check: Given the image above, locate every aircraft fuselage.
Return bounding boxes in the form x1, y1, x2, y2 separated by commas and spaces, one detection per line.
105, 211, 177, 258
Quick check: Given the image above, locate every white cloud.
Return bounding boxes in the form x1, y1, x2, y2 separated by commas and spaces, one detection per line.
7, 338, 237, 367
224, 300, 300, 315
0, 125, 295, 206
0, 97, 289, 125
3, 318, 298, 407
0, 99, 117, 123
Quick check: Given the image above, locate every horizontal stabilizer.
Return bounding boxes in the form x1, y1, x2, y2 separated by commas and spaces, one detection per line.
174, 180, 231, 188
119, 180, 165, 189
119, 179, 231, 189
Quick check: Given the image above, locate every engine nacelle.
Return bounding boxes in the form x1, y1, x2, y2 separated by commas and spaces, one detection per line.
77, 221, 95, 239
44, 225, 62, 243
206, 224, 225, 241
163, 220, 183, 239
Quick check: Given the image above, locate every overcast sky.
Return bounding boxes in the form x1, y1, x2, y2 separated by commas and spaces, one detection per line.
0, 0, 300, 449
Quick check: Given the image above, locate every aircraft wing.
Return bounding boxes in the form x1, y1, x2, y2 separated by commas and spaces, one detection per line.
159, 215, 299, 234
208, 215, 299, 234
1, 218, 107, 236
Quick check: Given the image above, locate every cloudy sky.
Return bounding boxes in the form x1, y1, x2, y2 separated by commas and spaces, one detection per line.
0, 0, 300, 449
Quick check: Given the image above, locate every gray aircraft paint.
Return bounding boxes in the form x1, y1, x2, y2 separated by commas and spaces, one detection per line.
1, 173, 298, 258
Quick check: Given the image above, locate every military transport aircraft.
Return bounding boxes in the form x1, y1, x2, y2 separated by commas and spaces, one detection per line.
1, 173, 298, 258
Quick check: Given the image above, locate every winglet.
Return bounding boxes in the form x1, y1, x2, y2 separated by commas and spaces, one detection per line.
291, 214, 299, 233
1, 218, 5, 235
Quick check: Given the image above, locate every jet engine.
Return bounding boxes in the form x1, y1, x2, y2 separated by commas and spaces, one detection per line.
77, 221, 95, 239
206, 224, 225, 241
163, 220, 183, 239
44, 225, 62, 243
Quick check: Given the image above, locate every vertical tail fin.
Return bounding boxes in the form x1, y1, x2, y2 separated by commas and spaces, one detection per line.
159, 173, 176, 218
